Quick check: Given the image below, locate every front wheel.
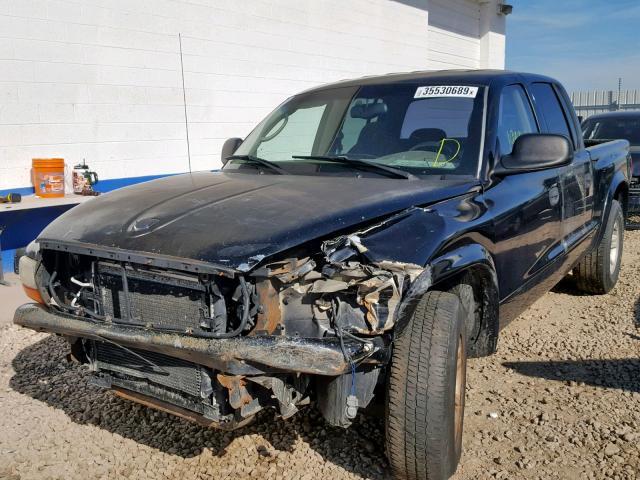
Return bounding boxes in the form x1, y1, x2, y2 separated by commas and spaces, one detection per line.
386, 291, 467, 480
573, 199, 624, 294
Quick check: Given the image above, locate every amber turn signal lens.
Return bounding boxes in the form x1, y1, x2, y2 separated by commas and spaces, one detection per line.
22, 284, 44, 304
19, 255, 44, 304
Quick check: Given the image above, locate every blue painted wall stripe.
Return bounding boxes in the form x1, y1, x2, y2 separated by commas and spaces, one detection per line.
0, 186, 36, 197
0, 172, 186, 274
2, 249, 16, 273
0, 172, 182, 197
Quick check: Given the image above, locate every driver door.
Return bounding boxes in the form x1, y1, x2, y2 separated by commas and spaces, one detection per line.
486, 84, 565, 323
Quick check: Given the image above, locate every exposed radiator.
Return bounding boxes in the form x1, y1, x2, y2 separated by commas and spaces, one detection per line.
96, 262, 207, 333
94, 341, 203, 398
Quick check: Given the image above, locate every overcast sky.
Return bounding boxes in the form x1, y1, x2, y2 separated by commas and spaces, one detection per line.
506, 0, 640, 93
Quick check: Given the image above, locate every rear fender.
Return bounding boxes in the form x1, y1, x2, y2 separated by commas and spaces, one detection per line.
595, 172, 627, 245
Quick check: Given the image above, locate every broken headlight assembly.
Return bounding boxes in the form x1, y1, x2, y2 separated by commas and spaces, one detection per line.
19, 240, 44, 304
255, 233, 425, 338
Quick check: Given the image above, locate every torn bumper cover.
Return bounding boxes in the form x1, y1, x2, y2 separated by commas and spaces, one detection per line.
13, 303, 374, 376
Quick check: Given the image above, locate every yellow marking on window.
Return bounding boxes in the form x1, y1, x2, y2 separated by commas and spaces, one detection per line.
433, 138, 461, 166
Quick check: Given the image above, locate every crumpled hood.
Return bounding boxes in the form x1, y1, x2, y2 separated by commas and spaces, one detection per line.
39, 171, 479, 270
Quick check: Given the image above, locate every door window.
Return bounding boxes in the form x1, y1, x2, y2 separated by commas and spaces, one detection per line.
256, 105, 327, 160
497, 85, 538, 156
530, 82, 572, 141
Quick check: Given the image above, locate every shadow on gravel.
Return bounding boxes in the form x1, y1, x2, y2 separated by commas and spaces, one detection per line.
634, 297, 640, 329
550, 276, 589, 296
504, 359, 640, 393
10, 335, 389, 479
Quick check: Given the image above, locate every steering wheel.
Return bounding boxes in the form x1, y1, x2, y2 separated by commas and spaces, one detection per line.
409, 139, 460, 163
262, 116, 288, 142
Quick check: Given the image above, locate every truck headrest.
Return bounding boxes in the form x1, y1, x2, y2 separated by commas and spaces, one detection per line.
408, 128, 447, 143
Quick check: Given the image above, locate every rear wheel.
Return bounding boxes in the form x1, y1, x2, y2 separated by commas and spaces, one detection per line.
573, 199, 624, 294
386, 291, 467, 480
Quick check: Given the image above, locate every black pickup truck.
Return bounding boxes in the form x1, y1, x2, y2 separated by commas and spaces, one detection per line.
582, 111, 640, 221
15, 71, 630, 480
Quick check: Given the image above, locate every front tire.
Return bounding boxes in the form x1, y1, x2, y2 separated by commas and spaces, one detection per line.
386, 291, 467, 480
573, 199, 624, 294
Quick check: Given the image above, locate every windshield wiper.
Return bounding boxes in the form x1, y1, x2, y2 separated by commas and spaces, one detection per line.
292, 155, 415, 180
226, 155, 289, 175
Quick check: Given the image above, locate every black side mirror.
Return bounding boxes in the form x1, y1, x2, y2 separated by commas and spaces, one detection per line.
493, 134, 573, 176
221, 138, 243, 165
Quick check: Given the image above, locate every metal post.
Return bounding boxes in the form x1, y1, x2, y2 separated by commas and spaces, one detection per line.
0, 227, 8, 286
617, 77, 622, 110
178, 33, 192, 174
607, 90, 615, 112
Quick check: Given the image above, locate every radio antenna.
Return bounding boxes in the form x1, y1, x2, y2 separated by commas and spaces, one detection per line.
179, 33, 192, 173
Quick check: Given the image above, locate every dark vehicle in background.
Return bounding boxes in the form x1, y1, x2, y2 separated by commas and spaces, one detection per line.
583, 111, 640, 223
15, 70, 630, 480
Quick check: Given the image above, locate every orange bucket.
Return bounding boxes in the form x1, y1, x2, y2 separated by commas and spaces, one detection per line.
32, 158, 65, 198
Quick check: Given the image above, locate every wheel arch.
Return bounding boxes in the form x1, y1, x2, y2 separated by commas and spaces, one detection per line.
590, 172, 628, 249
394, 242, 500, 357
430, 244, 500, 357
613, 180, 629, 217
605, 173, 628, 227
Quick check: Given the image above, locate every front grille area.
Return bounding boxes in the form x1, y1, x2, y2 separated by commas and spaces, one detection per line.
97, 262, 207, 332
39, 250, 247, 340
94, 341, 203, 398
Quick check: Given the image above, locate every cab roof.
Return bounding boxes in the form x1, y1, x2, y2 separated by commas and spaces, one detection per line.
585, 110, 640, 121
299, 69, 561, 94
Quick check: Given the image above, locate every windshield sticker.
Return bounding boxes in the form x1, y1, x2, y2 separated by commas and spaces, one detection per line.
414, 86, 478, 99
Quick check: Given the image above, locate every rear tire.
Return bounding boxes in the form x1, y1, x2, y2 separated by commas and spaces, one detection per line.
386, 291, 467, 480
573, 199, 624, 294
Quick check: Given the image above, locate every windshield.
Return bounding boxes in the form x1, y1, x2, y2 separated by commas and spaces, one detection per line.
228, 83, 486, 177
583, 116, 640, 146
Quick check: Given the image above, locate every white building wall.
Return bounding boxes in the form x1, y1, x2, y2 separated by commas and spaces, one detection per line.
427, 0, 481, 69
0, 0, 506, 191
479, 0, 507, 69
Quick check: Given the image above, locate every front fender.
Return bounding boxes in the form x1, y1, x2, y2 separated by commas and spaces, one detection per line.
393, 242, 499, 335
326, 191, 494, 334
429, 242, 498, 288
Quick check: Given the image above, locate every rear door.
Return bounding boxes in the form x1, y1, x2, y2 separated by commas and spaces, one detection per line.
529, 82, 595, 259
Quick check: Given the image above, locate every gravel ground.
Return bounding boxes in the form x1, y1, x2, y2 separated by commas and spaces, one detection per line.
1, 232, 639, 480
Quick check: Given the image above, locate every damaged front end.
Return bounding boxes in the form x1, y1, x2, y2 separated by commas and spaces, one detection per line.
255, 233, 425, 338
15, 220, 429, 429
